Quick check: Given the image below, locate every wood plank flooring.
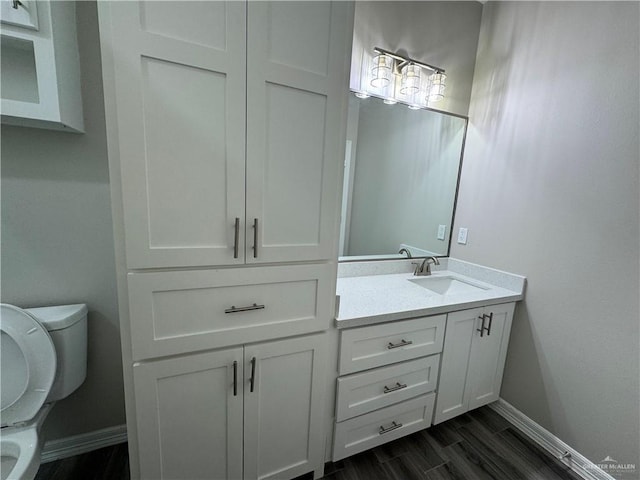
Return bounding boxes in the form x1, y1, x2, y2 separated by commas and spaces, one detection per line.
34, 407, 582, 480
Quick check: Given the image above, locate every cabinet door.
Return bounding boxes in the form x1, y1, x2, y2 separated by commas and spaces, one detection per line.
245, 2, 353, 263
433, 307, 481, 425
467, 303, 515, 410
104, 1, 246, 268
243, 334, 327, 480
133, 348, 243, 480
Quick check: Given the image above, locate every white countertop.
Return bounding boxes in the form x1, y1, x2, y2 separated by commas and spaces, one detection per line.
336, 259, 526, 329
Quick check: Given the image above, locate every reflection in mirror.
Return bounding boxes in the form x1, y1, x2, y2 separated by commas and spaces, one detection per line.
339, 95, 467, 261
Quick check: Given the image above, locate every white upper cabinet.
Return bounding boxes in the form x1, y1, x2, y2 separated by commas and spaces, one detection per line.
245, 2, 351, 264
101, 1, 352, 269
103, 1, 246, 269
1, 0, 84, 132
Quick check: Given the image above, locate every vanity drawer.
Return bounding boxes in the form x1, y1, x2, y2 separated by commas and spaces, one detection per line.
332, 393, 435, 461
128, 264, 332, 360
338, 315, 445, 375
336, 355, 440, 422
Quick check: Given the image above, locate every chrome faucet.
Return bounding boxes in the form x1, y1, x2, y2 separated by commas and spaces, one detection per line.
398, 248, 412, 258
412, 256, 440, 276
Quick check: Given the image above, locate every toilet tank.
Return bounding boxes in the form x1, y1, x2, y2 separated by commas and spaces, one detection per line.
26, 304, 88, 402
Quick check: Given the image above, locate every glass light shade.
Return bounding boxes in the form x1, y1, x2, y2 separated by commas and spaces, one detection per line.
383, 98, 397, 105
400, 64, 421, 95
427, 72, 447, 103
354, 91, 370, 99
370, 54, 393, 88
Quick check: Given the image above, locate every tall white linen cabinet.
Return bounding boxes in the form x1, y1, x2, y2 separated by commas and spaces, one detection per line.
98, 2, 354, 479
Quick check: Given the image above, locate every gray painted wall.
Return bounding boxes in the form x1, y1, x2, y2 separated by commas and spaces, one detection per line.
452, 1, 639, 468
351, 1, 483, 117
1, 2, 125, 441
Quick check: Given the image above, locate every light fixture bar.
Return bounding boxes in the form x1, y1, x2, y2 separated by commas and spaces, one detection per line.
373, 47, 445, 74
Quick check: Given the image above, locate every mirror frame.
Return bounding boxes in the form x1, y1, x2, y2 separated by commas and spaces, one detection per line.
338, 91, 469, 263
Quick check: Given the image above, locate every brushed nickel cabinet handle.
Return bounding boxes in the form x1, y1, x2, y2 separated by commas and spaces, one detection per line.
477, 315, 486, 337
250, 357, 256, 393
233, 361, 238, 396
379, 421, 403, 435
252, 218, 258, 258
383, 382, 407, 394
387, 339, 413, 350
477, 313, 492, 337
225, 303, 265, 314
486, 312, 493, 336
233, 217, 240, 259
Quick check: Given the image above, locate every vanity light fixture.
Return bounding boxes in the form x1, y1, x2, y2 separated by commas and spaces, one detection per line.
361, 47, 446, 109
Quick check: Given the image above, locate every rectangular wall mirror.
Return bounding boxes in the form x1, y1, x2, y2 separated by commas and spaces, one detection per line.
339, 95, 467, 261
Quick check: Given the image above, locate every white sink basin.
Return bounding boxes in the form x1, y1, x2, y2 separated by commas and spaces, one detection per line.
409, 276, 489, 295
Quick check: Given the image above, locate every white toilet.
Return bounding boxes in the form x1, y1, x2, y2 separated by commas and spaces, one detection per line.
1, 303, 88, 480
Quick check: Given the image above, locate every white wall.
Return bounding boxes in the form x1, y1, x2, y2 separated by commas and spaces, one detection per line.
352, 1, 483, 117
453, 1, 639, 468
0, 2, 125, 441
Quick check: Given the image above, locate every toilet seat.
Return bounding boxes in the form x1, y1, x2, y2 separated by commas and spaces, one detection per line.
0, 304, 56, 427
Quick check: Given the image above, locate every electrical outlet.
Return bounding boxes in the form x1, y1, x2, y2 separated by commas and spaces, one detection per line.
457, 227, 468, 244
437, 224, 446, 240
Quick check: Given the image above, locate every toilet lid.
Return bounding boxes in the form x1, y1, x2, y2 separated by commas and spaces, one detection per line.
1, 304, 56, 427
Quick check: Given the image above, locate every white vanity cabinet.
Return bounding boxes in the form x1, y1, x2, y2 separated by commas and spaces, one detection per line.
99, 2, 353, 479
101, 1, 350, 269
433, 302, 516, 424
332, 315, 445, 460
1, 0, 84, 132
134, 334, 327, 480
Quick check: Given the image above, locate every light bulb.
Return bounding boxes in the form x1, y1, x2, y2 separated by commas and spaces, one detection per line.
427, 72, 446, 103
370, 54, 393, 88
400, 64, 421, 95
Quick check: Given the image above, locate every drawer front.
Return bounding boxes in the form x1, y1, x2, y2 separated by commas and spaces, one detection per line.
332, 393, 435, 461
338, 315, 445, 375
129, 264, 332, 360
336, 356, 440, 422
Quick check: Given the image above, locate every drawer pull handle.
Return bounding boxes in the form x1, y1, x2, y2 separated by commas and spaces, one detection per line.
379, 421, 403, 435
387, 339, 413, 349
225, 303, 265, 314
383, 382, 407, 394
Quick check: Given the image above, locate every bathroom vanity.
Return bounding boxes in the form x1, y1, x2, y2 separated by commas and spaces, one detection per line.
97, 0, 524, 478
331, 258, 525, 460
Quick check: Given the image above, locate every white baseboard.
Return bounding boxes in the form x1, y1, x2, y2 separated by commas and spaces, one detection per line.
489, 399, 616, 480
41, 424, 127, 464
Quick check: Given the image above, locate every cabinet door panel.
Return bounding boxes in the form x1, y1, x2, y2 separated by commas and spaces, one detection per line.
107, 1, 246, 268
244, 334, 327, 480
433, 308, 481, 425
246, 1, 353, 263
133, 348, 243, 480
467, 303, 515, 410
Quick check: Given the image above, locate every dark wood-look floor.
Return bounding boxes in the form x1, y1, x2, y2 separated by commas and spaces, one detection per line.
35, 407, 581, 480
